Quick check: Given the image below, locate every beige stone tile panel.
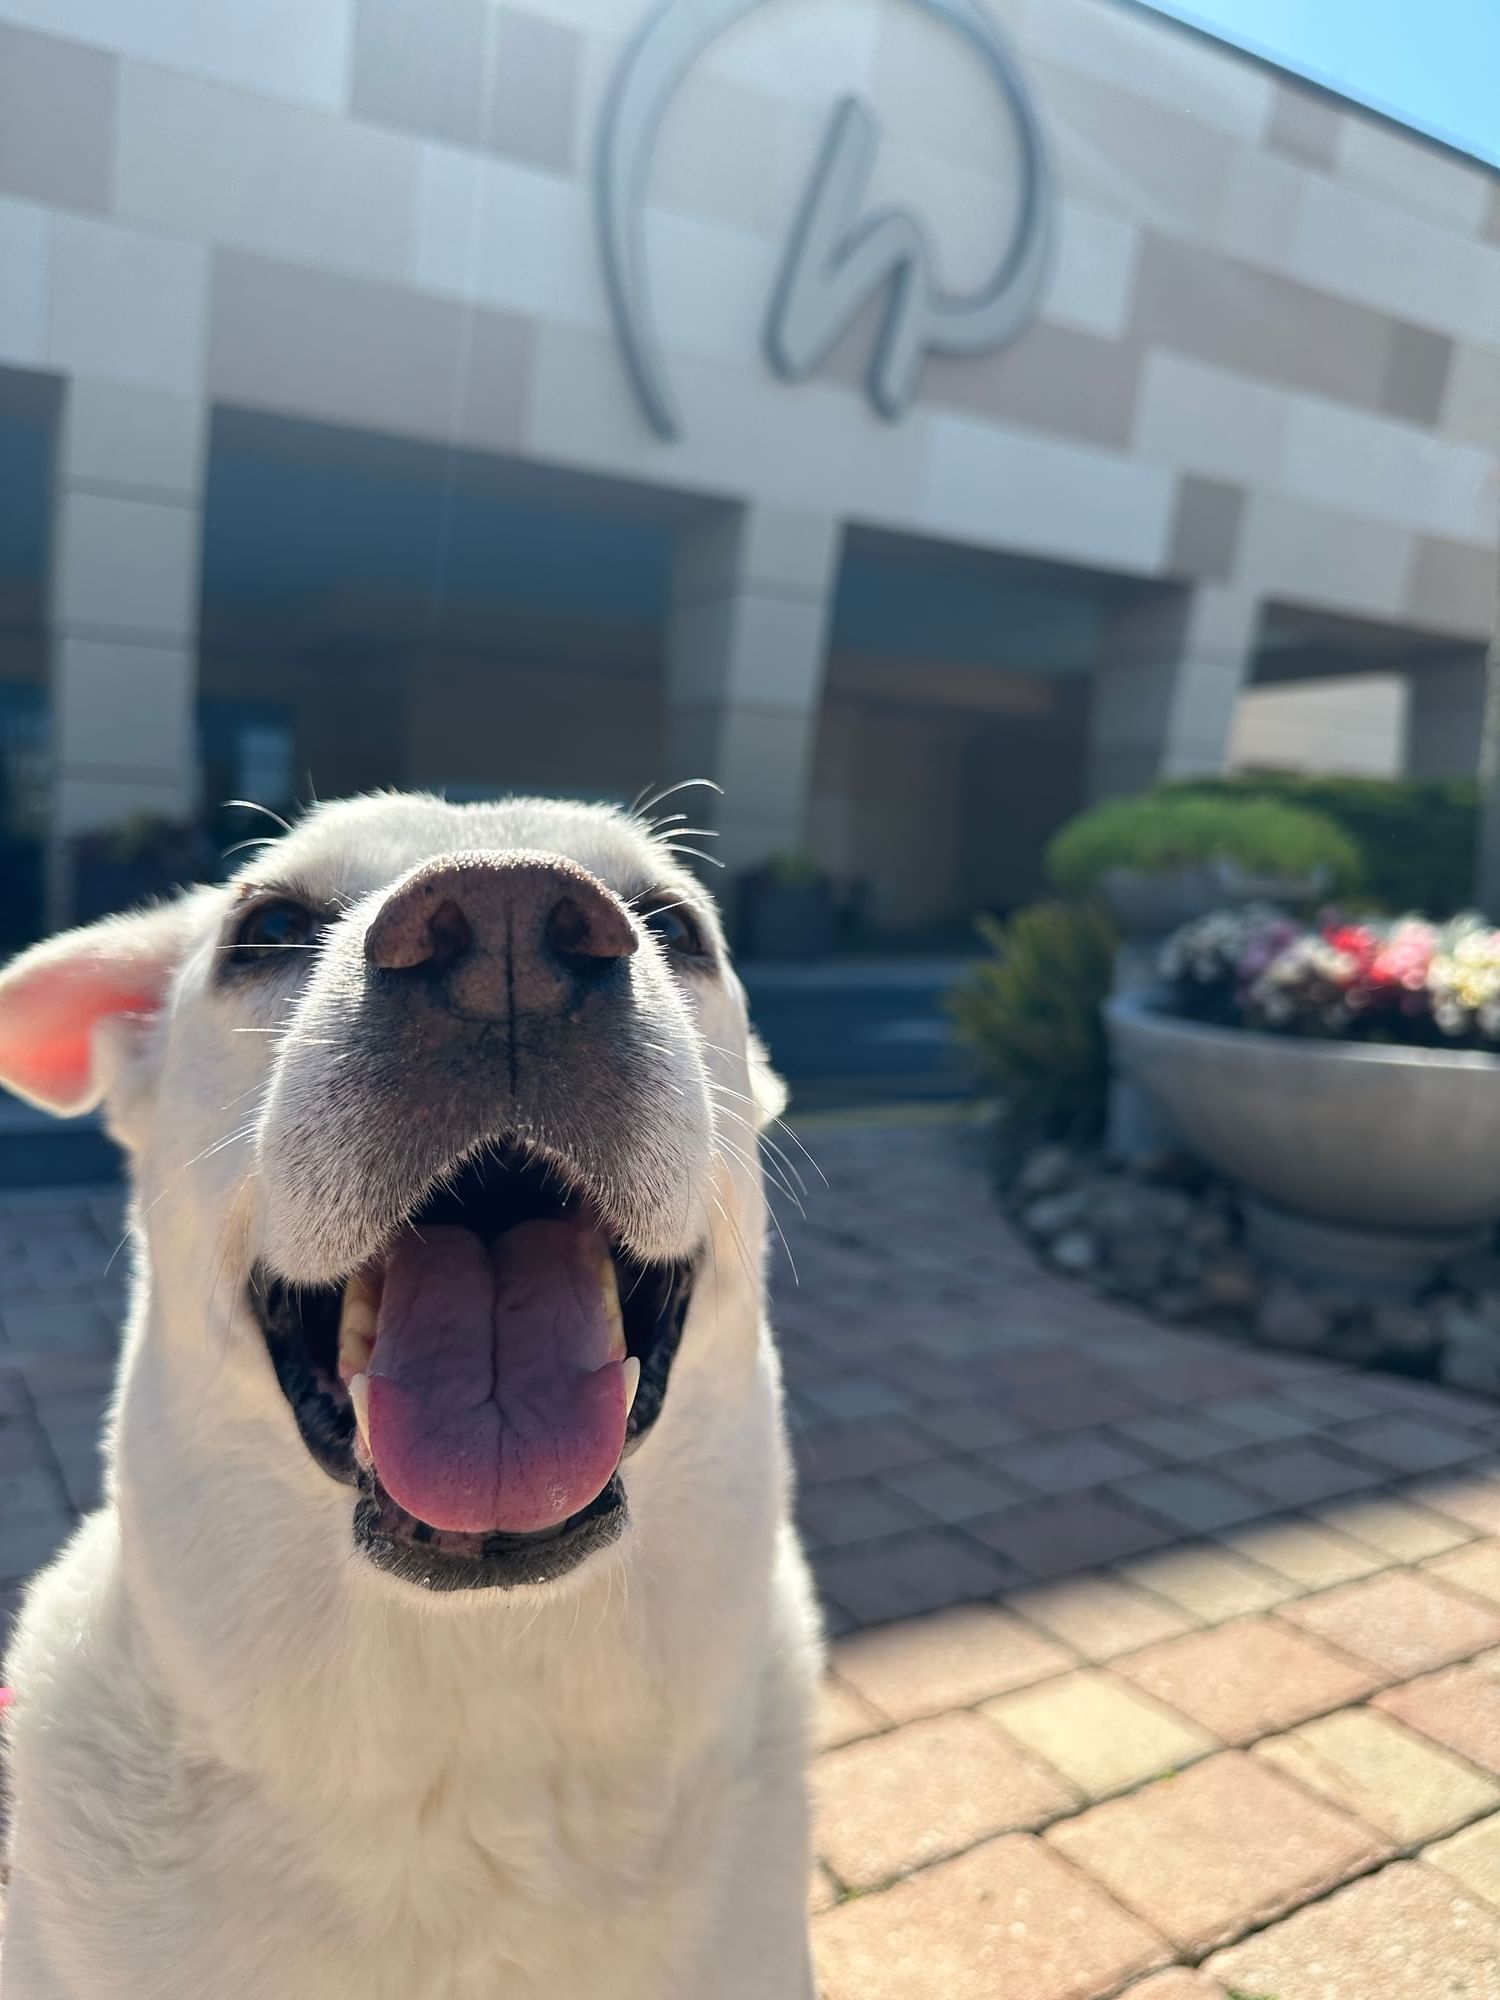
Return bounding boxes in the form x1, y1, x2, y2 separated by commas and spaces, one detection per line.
815, 1833, 1169, 2000
1255, 1708, 1500, 1844
1281, 1571, 1500, 1681
814, 1711, 1076, 1889
1117, 1617, 1378, 1745
1206, 1860, 1500, 1998
1424, 1811, 1500, 1912
984, 1669, 1217, 1800
831, 1605, 1074, 1723
1048, 1752, 1387, 1954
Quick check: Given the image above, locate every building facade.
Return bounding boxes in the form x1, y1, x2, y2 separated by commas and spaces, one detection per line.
0, 0, 1497, 940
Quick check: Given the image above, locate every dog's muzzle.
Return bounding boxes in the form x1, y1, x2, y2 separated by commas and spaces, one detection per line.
250, 853, 700, 1592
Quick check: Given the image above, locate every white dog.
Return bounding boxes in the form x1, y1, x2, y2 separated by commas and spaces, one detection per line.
0, 793, 820, 2000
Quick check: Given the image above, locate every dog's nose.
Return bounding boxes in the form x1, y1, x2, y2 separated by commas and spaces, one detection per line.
365, 853, 637, 1018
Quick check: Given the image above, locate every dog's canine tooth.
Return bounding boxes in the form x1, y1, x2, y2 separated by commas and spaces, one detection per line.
599, 1248, 625, 1362
347, 1371, 372, 1454
622, 1355, 641, 1417
338, 1272, 378, 1378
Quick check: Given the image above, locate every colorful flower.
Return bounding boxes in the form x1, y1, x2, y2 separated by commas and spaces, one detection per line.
1159, 906, 1500, 1050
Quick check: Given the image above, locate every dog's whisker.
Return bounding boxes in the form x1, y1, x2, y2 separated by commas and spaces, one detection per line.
214, 941, 321, 952
707, 1185, 759, 1292
709, 1106, 810, 1201
769, 1116, 828, 1187
660, 843, 725, 871
221, 798, 295, 834
697, 1058, 829, 1186
755, 1134, 810, 1201
714, 1129, 805, 1222
725, 1151, 803, 1229
631, 775, 724, 823
632, 897, 700, 924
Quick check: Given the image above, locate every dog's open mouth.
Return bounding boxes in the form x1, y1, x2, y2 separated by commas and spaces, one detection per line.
250, 1147, 695, 1591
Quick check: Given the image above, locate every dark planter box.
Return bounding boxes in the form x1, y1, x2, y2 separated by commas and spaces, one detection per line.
737, 872, 835, 962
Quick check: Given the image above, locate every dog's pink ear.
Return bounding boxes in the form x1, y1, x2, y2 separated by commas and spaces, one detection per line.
0, 901, 196, 1116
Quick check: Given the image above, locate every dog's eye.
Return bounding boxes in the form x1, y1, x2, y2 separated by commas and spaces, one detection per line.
638, 900, 707, 960
230, 899, 320, 963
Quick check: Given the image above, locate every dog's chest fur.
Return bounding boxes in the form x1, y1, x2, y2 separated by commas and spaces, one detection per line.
9, 1502, 807, 2000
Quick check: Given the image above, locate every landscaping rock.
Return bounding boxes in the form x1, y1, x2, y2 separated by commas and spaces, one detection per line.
1369, 1304, 1441, 1360
1198, 1253, 1260, 1313
1184, 1208, 1233, 1253
1165, 1245, 1205, 1286
1443, 1334, 1500, 1395
1154, 1286, 1203, 1320
1000, 1132, 1495, 1399
1023, 1189, 1094, 1240
1050, 1230, 1099, 1275
1110, 1234, 1174, 1289
1256, 1281, 1333, 1351
1437, 1302, 1490, 1350
1437, 1299, 1500, 1393
1328, 1315, 1382, 1366
1094, 1184, 1192, 1240
1015, 1144, 1077, 1199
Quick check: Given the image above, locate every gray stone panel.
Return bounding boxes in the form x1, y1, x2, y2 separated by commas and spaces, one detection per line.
209, 248, 530, 447
0, 23, 115, 212
453, 307, 535, 454
1406, 534, 1497, 639
483, 9, 580, 172
1381, 322, 1454, 428
350, 0, 487, 148
1265, 83, 1342, 172
1134, 232, 1397, 413
923, 321, 1144, 451
1167, 476, 1246, 584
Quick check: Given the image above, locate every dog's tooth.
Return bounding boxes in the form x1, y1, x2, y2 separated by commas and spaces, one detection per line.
622, 1355, 641, 1418
348, 1371, 372, 1455
338, 1272, 378, 1378
599, 1249, 626, 1361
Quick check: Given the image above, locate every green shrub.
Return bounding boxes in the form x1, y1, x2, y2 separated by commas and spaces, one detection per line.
1046, 792, 1362, 901
1169, 772, 1478, 917
949, 900, 1117, 1140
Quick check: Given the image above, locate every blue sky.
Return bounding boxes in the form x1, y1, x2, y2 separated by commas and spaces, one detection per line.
1138, 0, 1500, 166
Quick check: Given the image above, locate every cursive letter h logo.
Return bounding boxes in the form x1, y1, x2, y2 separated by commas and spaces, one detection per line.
596, 0, 1054, 440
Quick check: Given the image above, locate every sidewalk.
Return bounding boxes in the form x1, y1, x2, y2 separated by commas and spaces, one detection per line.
7, 1118, 1500, 1995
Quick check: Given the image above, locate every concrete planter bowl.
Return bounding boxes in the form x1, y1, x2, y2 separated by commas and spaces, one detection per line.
1097, 861, 1329, 939
1106, 995, 1500, 1295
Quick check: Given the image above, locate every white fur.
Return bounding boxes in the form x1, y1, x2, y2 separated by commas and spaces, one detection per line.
0, 795, 821, 2000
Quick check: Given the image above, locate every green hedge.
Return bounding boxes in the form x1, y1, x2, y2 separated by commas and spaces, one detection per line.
1046, 791, 1362, 900
1168, 773, 1478, 917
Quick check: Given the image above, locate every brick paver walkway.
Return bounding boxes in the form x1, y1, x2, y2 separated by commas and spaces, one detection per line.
7, 1114, 1500, 1995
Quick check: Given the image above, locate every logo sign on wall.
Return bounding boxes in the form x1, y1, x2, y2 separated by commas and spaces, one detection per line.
596, 0, 1055, 440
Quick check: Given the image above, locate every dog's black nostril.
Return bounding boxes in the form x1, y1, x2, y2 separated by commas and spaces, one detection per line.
424, 898, 473, 971
545, 894, 633, 977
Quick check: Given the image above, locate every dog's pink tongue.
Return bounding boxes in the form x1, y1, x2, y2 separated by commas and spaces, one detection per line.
365, 1221, 627, 1535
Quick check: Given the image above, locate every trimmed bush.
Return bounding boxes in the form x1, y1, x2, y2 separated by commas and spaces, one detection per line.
949, 900, 1117, 1140
1169, 773, 1479, 918
1046, 791, 1362, 900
